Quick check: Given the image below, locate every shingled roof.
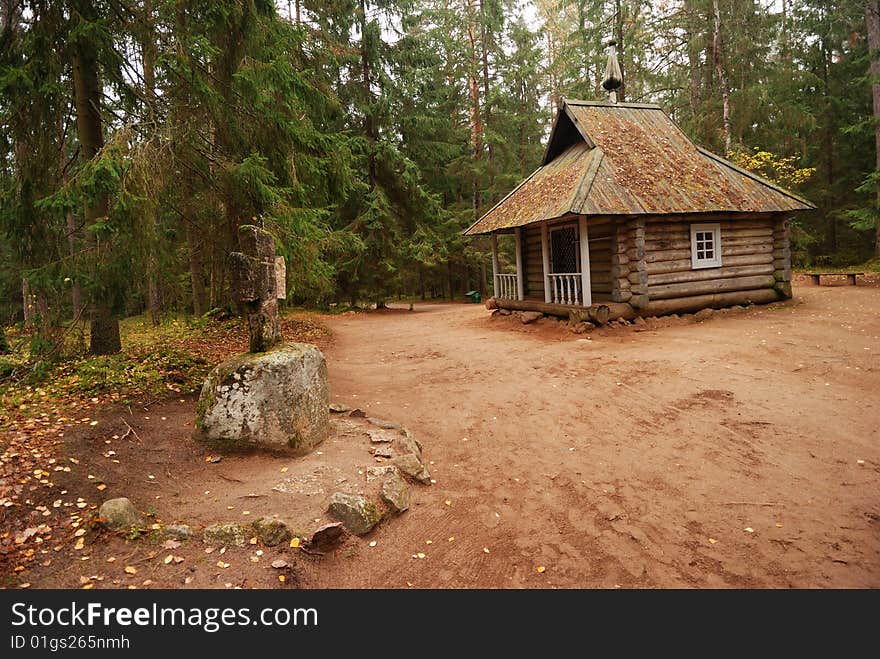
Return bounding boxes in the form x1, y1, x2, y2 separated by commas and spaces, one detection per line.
463, 100, 814, 236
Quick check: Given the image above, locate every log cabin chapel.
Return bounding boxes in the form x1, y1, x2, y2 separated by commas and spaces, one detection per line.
464, 42, 814, 321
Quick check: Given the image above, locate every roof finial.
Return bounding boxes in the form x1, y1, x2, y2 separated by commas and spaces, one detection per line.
602, 39, 622, 104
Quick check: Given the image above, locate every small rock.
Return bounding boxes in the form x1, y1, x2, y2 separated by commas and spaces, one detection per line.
308, 522, 345, 553
498, 309, 511, 316
349, 408, 367, 418
391, 453, 431, 484
164, 524, 192, 540
270, 559, 289, 569
251, 518, 292, 547
98, 498, 143, 532
380, 472, 410, 514
329, 402, 351, 413
397, 429, 422, 459
371, 445, 394, 458
327, 493, 383, 536
693, 308, 715, 322
367, 428, 395, 443
633, 316, 646, 325
521, 311, 543, 324
367, 418, 400, 430
366, 465, 398, 483
203, 523, 249, 547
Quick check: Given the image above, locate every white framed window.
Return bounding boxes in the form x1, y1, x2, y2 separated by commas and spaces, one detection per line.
690, 223, 722, 269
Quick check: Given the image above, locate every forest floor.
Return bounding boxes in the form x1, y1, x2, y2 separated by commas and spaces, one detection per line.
2, 274, 879, 589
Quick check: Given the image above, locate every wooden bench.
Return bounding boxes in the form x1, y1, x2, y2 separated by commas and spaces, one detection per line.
806, 272, 863, 286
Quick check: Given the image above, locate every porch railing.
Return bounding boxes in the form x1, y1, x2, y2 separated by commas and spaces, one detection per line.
495, 273, 518, 300
547, 273, 583, 305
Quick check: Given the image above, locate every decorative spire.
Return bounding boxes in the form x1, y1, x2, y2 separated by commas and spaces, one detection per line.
602, 39, 622, 103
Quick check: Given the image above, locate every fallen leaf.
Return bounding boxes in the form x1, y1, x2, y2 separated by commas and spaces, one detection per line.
483, 548, 490, 554
184, 576, 193, 585
217, 561, 230, 569
74, 528, 86, 537
124, 566, 137, 575
278, 575, 286, 583
161, 539, 181, 550
280, 467, 288, 473
744, 527, 755, 533
163, 555, 174, 565
74, 537, 85, 550
173, 556, 184, 564
708, 538, 718, 544
536, 566, 546, 573
81, 583, 94, 590
369, 541, 377, 548
444, 500, 452, 506
106, 557, 116, 563
96, 484, 106, 491
290, 537, 300, 548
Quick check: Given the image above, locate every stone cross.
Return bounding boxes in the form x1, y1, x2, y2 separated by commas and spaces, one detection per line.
230, 226, 282, 353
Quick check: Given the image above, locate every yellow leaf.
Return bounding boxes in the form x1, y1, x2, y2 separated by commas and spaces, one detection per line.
96, 484, 106, 491
163, 555, 174, 565
483, 547, 490, 554
280, 467, 289, 473
217, 561, 230, 569
74, 528, 86, 537
290, 537, 300, 548
249, 537, 258, 545
82, 583, 94, 590
74, 537, 84, 550
708, 538, 718, 545
124, 566, 137, 575
536, 566, 546, 573
278, 575, 286, 583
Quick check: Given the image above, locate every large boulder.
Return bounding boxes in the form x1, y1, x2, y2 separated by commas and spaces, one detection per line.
98, 498, 143, 532
195, 343, 329, 455
327, 493, 382, 536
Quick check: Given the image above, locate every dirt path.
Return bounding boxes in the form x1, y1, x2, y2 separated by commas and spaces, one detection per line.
305, 285, 880, 588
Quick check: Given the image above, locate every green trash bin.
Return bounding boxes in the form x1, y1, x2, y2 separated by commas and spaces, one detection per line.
465, 290, 481, 303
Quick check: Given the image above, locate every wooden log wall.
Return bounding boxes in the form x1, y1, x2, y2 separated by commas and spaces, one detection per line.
772, 217, 792, 298
523, 225, 544, 299
587, 219, 613, 300
642, 218, 779, 302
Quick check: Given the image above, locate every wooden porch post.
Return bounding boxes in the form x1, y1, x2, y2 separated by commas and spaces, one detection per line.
514, 227, 524, 301
541, 222, 551, 303
578, 215, 592, 307
490, 233, 499, 296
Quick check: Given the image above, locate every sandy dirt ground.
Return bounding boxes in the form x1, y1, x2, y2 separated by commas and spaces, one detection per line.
8, 279, 879, 589
305, 282, 880, 588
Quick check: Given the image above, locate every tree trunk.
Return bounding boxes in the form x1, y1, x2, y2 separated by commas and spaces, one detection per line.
0, 324, 9, 355
70, 0, 121, 355
615, 0, 626, 102
479, 0, 494, 203
867, 0, 880, 256
712, 0, 732, 154
142, 0, 161, 326
685, 0, 702, 116
22, 277, 34, 327
186, 219, 208, 316
66, 212, 82, 316
466, 0, 483, 221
